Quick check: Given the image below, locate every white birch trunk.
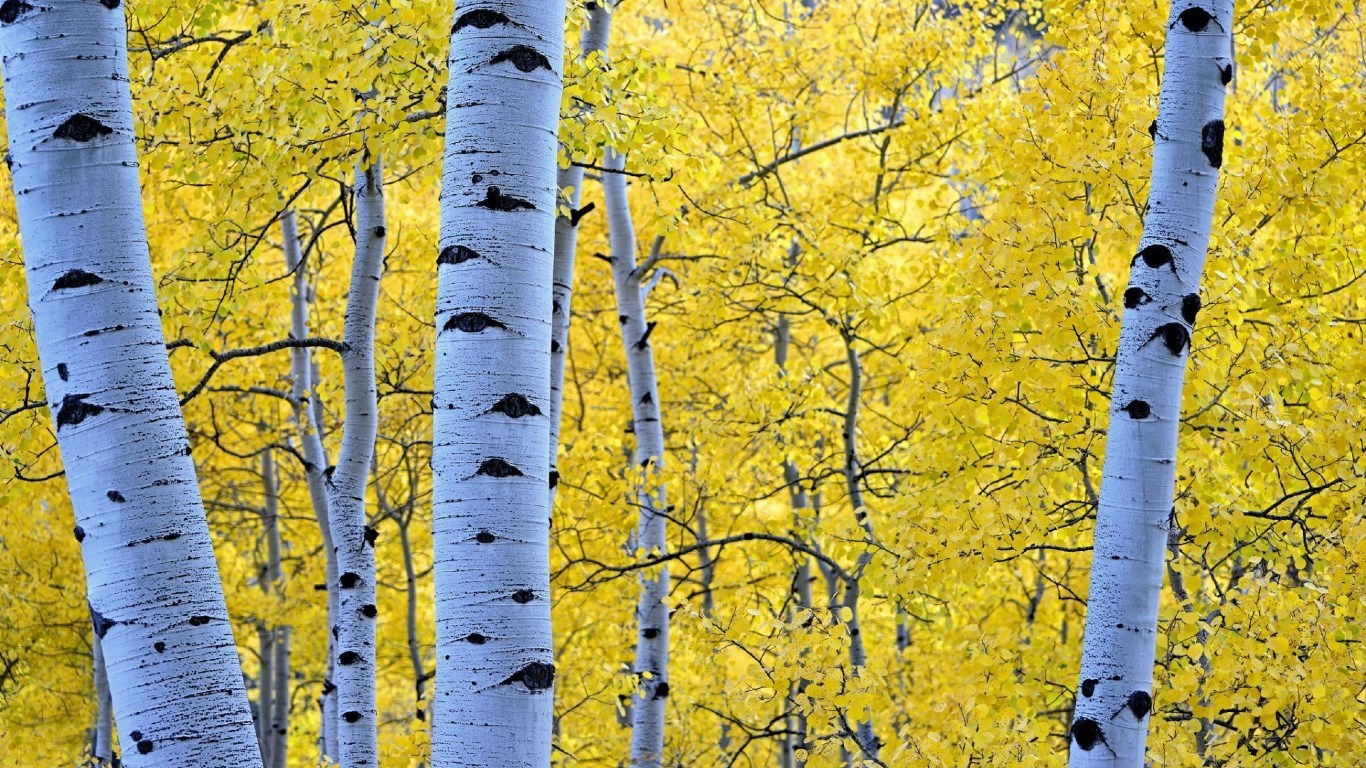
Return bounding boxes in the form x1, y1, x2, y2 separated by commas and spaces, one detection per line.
0, 4, 262, 765
775, 315, 812, 768
270, 627, 291, 768
603, 146, 671, 768
257, 449, 283, 766
433, 3, 565, 765
280, 211, 341, 762
327, 162, 385, 768
92, 634, 115, 764
839, 337, 878, 762
1070, 2, 1233, 764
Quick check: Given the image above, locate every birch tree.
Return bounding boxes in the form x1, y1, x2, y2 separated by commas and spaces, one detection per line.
432, 2, 566, 765
1070, 1, 1234, 764
0, 2, 262, 765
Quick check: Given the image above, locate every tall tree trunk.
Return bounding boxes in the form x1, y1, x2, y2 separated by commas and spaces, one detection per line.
281, 210, 341, 762
0, 4, 263, 765
270, 627, 291, 768
257, 449, 284, 766
1069, 2, 1233, 764
776, 314, 812, 768
839, 333, 878, 762
328, 162, 386, 768
432, 2, 565, 765
91, 635, 115, 765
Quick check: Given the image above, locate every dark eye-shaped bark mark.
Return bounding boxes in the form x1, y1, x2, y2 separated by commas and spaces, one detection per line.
642, 628, 660, 639
1071, 718, 1109, 752
1201, 120, 1224, 168
53, 270, 105, 290
438, 245, 481, 265
1081, 678, 1098, 697
56, 393, 104, 429
476, 458, 523, 478
635, 321, 658, 350
1182, 294, 1201, 324
107, 490, 125, 503
364, 526, 379, 547
1147, 323, 1190, 355
360, 604, 378, 618
490, 45, 552, 73
550, 339, 562, 353
1176, 6, 1214, 32
477, 186, 535, 212
373, 226, 386, 238
136, 740, 154, 755
99, 0, 120, 8
1219, 63, 1233, 85
339, 572, 361, 589
0, 2, 33, 25
466, 632, 489, 644
1122, 400, 1152, 419
341, 711, 362, 723
53, 114, 113, 142
489, 393, 542, 418
569, 201, 595, 226
56, 363, 69, 381
154, 641, 165, 652
188, 615, 212, 626
639, 392, 654, 405
1148, 120, 1158, 140
501, 661, 555, 691
510, 589, 535, 604
444, 312, 507, 333
1123, 287, 1151, 309
1115, 690, 1153, 720
338, 651, 362, 665
90, 603, 117, 638
548, 470, 560, 488
653, 682, 670, 699
453, 9, 511, 33
74, 525, 86, 542
475, 530, 497, 543
1133, 244, 1177, 274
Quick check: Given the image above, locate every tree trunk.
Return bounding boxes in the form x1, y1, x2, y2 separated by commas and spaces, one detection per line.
1069, 2, 1233, 764
270, 627, 291, 768
327, 162, 386, 768
92, 635, 115, 765
0, 4, 263, 765
432, 2, 565, 764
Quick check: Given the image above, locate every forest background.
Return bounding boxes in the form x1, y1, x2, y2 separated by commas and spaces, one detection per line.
0, 0, 1362, 766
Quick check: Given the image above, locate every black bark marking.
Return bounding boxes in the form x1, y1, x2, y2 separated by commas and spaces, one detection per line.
466, 632, 488, 644
490, 393, 542, 418
477, 186, 535, 212
1147, 120, 1158, 140
188, 615, 211, 626
475, 530, 496, 544
1177, 7, 1214, 32
444, 311, 507, 333
360, 604, 378, 618
136, 740, 154, 755
1122, 400, 1152, 419
341, 711, 362, 723
548, 470, 559, 489
1182, 294, 1201, 324
438, 245, 481, 265
56, 394, 104, 429
340, 572, 361, 588
52, 269, 104, 290
56, 363, 68, 381
339, 651, 361, 665
510, 589, 535, 604
635, 321, 658, 350
90, 604, 116, 638
453, 9, 510, 33
1220, 63, 1233, 85
53, 114, 113, 142
490, 45, 552, 73
1071, 718, 1106, 751
74, 525, 85, 542
472, 173, 483, 184
502, 661, 555, 691
107, 490, 125, 503
1123, 287, 1150, 309
642, 628, 660, 639
569, 201, 595, 226
476, 458, 522, 478
129, 731, 142, 741
653, 681, 670, 699
1201, 120, 1224, 168
1121, 690, 1153, 720
0, 2, 33, 25
550, 339, 562, 353
100, 0, 120, 8
1081, 678, 1098, 697
154, 641, 165, 652
373, 226, 386, 238
618, 314, 629, 324
363, 526, 379, 547
1149, 323, 1190, 355
1134, 244, 1176, 273
639, 392, 653, 405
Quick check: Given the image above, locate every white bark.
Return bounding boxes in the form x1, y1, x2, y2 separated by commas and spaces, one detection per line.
280, 210, 341, 762
270, 627, 291, 768
1070, 2, 1233, 764
603, 147, 672, 768
92, 634, 115, 764
327, 162, 386, 768
257, 449, 283, 765
0, 4, 262, 765
433, 2, 565, 765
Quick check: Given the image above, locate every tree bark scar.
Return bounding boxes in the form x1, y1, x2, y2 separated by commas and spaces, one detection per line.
476, 458, 523, 477
443, 311, 507, 333
476, 186, 535, 211
52, 269, 104, 290
55, 393, 104, 428
453, 9, 511, 33
53, 114, 113, 142
501, 661, 555, 691
489, 393, 542, 418
1070, 717, 1107, 751
1201, 120, 1224, 168
0, 1, 33, 25
1177, 7, 1214, 32
1181, 294, 1201, 324
490, 45, 552, 73
1122, 400, 1152, 419
1123, 287, 1150, 309
1133, 244, 1177, 273
1148, 323, 1191, 355
438, 245, 481, 265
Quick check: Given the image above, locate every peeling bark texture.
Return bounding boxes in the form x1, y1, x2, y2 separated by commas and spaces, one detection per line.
433, 1, 565, 765
602, 132, 672, 768
1070, 2, 1233, 765
92, 634, 115, 764
328, 162, 385, 768
281, 210, 340, 762
0, 4, 263, 765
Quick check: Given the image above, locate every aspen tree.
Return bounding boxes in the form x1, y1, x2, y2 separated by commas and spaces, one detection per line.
432, 2, 566, 765
1070, 1, 1234, 764
91, 636, 115, 765
0, 2, 262, 765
